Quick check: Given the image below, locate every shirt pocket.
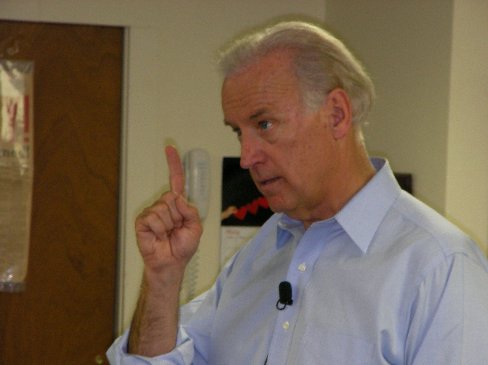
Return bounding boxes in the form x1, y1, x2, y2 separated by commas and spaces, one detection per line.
293, 325, 375, 364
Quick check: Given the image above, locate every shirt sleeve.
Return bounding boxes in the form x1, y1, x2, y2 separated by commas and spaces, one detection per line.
106, 254, 239, 365
106, 327, 195, 365
406, 252, 488, 364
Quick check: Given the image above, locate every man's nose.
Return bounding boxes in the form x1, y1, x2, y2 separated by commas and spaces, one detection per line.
239, 134, 262, 170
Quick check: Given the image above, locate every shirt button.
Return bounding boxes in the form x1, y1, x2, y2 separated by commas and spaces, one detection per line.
283, 321, 290, 330
298, 263, 307, 272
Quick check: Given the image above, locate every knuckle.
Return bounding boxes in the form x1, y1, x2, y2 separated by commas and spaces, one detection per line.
159, 191, 178, 203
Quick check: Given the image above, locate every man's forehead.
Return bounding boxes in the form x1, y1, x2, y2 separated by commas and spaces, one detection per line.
223, 102, 272, 127
221, 51, 301, 124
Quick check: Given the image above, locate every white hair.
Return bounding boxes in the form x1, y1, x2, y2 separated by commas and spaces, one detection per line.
218, 21, 375, 126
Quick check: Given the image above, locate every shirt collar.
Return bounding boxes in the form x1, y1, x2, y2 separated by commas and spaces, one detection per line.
335, 158, 402, 253
276, 158, 402, 253
276, 214, 304, 248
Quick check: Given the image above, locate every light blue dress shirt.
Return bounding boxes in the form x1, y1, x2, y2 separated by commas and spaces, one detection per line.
108, 159, 488, 364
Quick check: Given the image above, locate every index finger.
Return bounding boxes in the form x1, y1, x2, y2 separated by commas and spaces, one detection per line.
165, 145, 185, 195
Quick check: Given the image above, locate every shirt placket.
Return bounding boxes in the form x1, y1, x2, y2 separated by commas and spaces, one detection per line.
266, 220, 335, 364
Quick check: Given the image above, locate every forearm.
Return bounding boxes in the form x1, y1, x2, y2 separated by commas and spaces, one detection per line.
128, 267, 185, 357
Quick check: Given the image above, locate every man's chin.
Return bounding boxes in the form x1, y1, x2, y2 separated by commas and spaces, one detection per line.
265, 198, 287, 215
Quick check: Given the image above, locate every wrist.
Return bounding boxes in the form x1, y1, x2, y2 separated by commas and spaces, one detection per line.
142, 264, 185, 296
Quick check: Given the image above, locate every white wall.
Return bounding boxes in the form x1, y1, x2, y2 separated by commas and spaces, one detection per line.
0, 0, 326, 332
445, 0, 488, 253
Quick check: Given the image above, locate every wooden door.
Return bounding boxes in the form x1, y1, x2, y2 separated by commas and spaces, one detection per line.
0, 20, 122, 364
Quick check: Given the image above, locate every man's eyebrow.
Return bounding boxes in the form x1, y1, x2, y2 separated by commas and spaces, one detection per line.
223, 108, 269, 126
250, 109, 267, 120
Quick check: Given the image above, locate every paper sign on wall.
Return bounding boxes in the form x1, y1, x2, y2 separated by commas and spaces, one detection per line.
0, 60, 34, 292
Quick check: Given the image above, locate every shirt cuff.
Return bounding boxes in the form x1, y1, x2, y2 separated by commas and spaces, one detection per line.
106, 328, 194, 365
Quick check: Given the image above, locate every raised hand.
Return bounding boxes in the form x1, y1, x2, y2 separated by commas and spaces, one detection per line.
128, 146, 204, 356
135, 145, 203, 275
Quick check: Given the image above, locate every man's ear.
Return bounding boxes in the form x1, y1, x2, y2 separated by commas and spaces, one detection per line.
324, 88, 352, 140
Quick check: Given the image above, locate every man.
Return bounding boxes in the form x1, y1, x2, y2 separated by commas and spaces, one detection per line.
108, 21, 488, 364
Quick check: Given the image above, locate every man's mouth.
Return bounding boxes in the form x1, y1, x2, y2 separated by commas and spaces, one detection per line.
259, 176, 281, 187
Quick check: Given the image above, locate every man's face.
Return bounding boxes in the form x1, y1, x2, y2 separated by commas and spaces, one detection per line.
222, 51, 341, 223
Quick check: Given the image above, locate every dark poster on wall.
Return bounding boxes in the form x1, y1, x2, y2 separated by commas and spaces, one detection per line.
220, 157, 273, 266
221, 157, 273, 227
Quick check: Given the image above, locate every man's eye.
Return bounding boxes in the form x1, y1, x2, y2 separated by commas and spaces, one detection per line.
258, 120, 272, 130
